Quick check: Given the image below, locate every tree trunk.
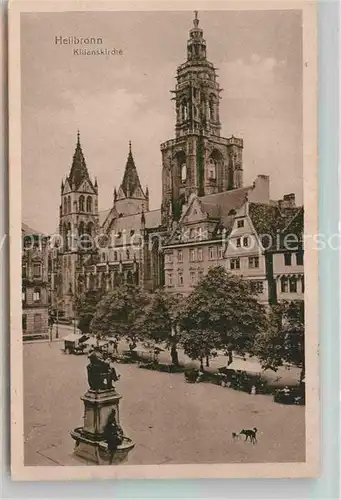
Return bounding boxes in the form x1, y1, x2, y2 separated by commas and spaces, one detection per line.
227, 349, 233, 366
200, 358, 204, 372
205, 355, 210, 367
170, 344, 179, 366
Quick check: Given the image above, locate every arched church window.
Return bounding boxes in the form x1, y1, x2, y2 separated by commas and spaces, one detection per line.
114, 251, 118, 261
181, 163, 187, 183
67, 196, 71, 214
126, 270, 133, 284
209, 95, 215, 121
78, 221, 84, 236
126, 249, 130, 260
79, 195, 85, 212
86, 196, 93, 213
181, 99, 188, 121
63, 198, 67, 214
208, 158, 217, 180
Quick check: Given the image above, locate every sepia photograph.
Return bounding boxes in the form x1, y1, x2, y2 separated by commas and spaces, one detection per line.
9, 0, 318, 480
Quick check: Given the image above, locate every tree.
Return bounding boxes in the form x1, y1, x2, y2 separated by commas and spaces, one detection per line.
179, 266, 267, 368
76, 289, 103, 334
137, 289, 183, 365
90, 284, 150, 349
251, 300, 305, 383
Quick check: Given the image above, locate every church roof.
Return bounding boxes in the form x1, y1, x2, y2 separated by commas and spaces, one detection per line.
67, 131, 92, 190
200, 186, 252, 225
119, 142, 145, 199
22, 222, 45, 236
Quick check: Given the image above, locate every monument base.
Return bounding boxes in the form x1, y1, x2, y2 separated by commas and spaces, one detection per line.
71, 427, 135, 465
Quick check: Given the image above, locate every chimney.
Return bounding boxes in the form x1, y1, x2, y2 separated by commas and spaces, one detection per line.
249, 174, 270, 204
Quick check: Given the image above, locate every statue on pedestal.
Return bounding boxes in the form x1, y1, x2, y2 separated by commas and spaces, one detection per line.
70, 344, 134, 465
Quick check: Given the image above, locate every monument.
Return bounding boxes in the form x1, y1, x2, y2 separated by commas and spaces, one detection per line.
70, 348, 135, 465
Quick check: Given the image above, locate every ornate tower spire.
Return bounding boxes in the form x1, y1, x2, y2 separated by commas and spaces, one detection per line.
114, 142, 149, 216
187, 10, 206, 61
68, 130, 91, 189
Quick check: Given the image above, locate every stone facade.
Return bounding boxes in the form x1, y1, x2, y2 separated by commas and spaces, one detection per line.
22, 224, 49, 337
161, 13, 243, 227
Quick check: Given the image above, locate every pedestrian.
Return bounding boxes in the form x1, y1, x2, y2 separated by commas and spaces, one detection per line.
103, 408, 124, 464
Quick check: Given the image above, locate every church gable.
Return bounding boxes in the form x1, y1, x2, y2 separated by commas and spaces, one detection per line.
63, 179, 71, 194
78, 179, 95, 194
183, 198, 209, 224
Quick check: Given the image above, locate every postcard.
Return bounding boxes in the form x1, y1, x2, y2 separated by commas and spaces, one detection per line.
9, 0, 319, 480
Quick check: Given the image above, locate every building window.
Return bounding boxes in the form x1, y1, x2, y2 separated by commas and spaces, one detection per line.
177, 250, 183, 263
198, 248, 203, 261
250, 281, 264, 294
166, 273, 173, 287
86, 196, 93, 213
284, 252, 292, 266
237, 220, 244, 228
22, 314, 27, 331
289, 277, 297, 293
218, 246, 224, 259
114, 251, 118, 261
296, 251, 304, 266
79, 195, 85, 212
230, 258, 240, 270
22, 265, 27, 279
33, 288, 41, 302
165, 253, 173, 264
301, 275, 305, 293
248, 256, 259, 268
181, 163, 187, 182
33, 264, 42, 278
209, 247, 216, 260
208, 158, 216, 180
190, 271, 196, 286
190, 249, 196, 262
281, 277, 289, 293
236, 238, 241, 248
102, 252, 106, 262
22, 290, 26, 303
243, 236, 249, 247
178, 273, 184, 286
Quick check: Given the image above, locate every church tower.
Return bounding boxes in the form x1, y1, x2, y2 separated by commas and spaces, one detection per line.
58, 131, 99, 318
113, 141, 149, 217
161, 12, 244, 225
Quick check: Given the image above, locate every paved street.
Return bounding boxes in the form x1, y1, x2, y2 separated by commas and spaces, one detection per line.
24, 341, 305, 466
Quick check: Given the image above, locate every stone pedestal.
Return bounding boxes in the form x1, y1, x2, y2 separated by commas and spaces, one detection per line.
70, 387, 135, 465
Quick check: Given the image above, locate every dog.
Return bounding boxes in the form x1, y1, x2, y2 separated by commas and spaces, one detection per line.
240, 427, 258, 444
232, 432, 241, 441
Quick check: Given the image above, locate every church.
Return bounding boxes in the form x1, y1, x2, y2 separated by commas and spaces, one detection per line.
53, 12, 303, 320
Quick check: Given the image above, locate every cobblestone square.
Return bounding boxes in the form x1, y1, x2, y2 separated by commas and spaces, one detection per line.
24, 341, 305, 466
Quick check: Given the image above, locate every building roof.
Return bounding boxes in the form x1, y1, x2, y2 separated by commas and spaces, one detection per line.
67, 132, 93, 190
22, 222, 44, 236
248, 203, 284, 239
113, 209, 161, 233
99, 208, 111, 227
118, 142, 145, 199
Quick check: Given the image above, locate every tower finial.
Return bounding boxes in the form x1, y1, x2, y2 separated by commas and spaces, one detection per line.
129, 140, 132, 154
194, 10, 199, 28
77, 129, 80, 145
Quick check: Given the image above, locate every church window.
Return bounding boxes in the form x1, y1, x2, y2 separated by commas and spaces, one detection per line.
67, 196, 71, 213
79, 195, 85, 212
102, 252, 106, 262
209, 95, 215, 121
126, 249, 130, 260
208, 158, 216, 180
113, 251, 118, 261
63, 197, 67, 214
78, 221, 84, 236
86, 196, 93, 213
181, 163, 187, 183
181, 99, 188, 121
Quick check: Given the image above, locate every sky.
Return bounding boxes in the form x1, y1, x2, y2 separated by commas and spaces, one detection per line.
21, 9, 303, 234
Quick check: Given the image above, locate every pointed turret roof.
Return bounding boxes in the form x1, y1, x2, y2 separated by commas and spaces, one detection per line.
67, 131, 91, 190
119, 141, 144, 198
